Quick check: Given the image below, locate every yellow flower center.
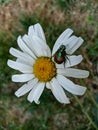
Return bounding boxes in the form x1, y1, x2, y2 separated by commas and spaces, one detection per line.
33, 57, 56, 82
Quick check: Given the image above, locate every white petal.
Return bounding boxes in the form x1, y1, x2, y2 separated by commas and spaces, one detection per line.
28, 23, 46, 42
63, 35, 78, 47
32, 35, 51, 57
17, 36, 36, 58
52, 28, 73, 55
15, 78, 38, 97
16, 58, 30, 66
55, 55, 83, 68
34, 23, 46, 42
28, 25, 34, 37
22, 34, 37, 57
66, 37, 84, 54
65, 55, 83, 67
33, 35, 46, 48
27, 82, 45, 104
16, 57, 34, 66
57, 75, 87, 95
56, 28, 73, 43
28, 24, 49, 55
9, 47, 23, 57
23, 32, 51, 57
50, 78, 70, 104
22, 34, 33, 49
55, 63, 65, 69
57, 68, 89, 78
12, 74, 34, 82
10, 47, 35, 66
46, 82, 51, 89
7, 60, 32, 73
27, 33, 47, 57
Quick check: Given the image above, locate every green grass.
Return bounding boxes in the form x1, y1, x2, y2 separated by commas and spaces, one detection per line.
56, 0, 75, 10
0, 0, 98, 130
0, 0, 10, 6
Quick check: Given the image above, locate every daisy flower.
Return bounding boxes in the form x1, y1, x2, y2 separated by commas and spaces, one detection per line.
7, 23, 89, 104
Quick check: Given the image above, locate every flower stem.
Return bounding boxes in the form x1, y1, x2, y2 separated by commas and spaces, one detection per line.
87, 90, 98, 109
79, 79, 98, 109
74, 95, 98, 130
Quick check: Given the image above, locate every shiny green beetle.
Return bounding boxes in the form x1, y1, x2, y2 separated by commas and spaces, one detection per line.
53, 45, 69, 65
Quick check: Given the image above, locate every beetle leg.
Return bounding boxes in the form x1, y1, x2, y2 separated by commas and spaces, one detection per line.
63, 60, 66, 68
67, 56, 71, 65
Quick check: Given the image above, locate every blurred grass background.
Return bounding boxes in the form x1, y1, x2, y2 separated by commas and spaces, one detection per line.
0, 0, 98, 130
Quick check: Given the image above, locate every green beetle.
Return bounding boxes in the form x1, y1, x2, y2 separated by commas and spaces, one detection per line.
53, 45, 69, 65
